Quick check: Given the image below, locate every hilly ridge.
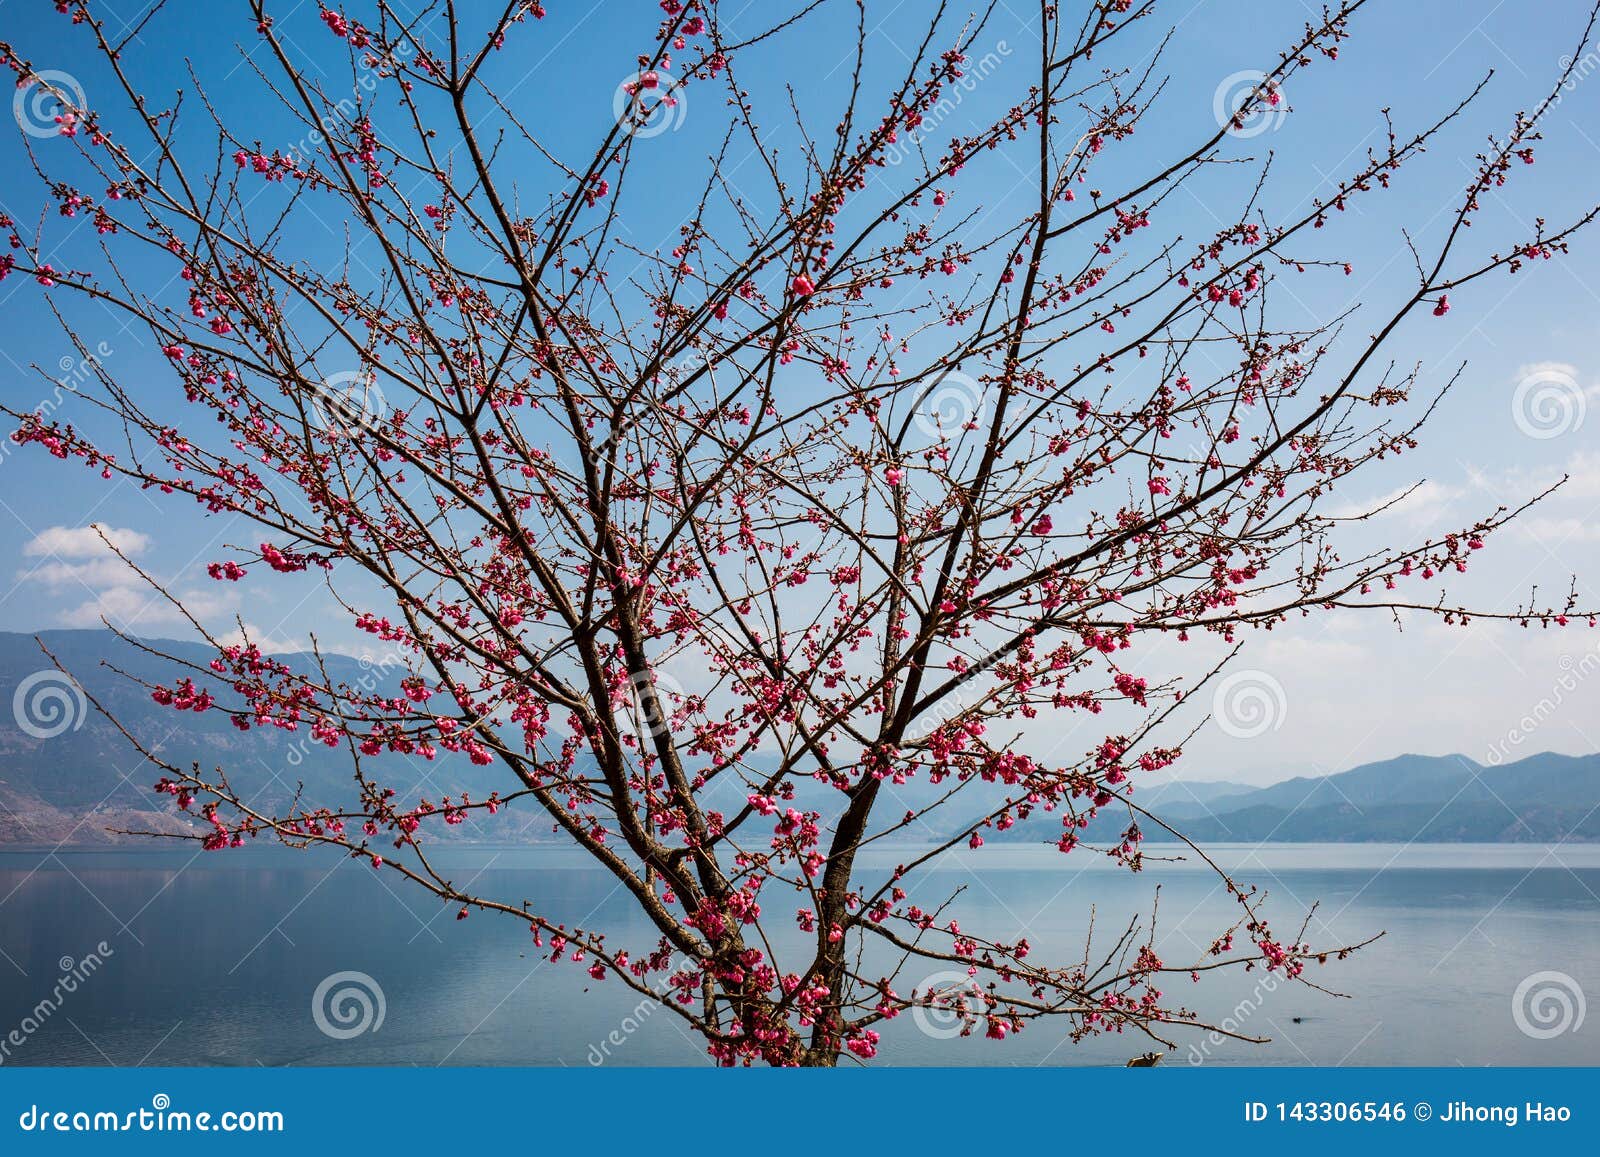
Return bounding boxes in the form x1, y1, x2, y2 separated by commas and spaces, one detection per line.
3, 630, 1599, 846
977, 751, 1600, 844
0, 629, 507, 845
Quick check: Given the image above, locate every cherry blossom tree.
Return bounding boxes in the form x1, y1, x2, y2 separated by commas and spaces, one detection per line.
3, 0, 1597, 1065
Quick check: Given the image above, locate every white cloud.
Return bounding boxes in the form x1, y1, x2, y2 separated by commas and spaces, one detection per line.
215, 622, 305, 655
1254, 631, 1369, 669
52, 583, 245, 630
1321, 479, 1460, 525
1470, 450, 1600, 531
24, 556, 142, 590
14, 523, 250, 634
18, 525, 152, 598
1513, 516, 1600, 545
56, 584, 171, 628
1530, 449, 1600, 502
1513, 361, 1600, 400
1515, 360, 1578, 380
22, 524, 150, 560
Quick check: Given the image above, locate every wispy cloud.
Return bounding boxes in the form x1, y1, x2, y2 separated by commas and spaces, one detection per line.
16, 522, 236, 633
1321, 479, 1462, 525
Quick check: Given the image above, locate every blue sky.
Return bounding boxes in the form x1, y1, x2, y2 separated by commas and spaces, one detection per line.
3, 0, 1600, 783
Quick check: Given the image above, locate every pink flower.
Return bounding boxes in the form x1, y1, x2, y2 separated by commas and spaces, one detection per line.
845, 1030, 880, 1058
791, 274, 815, 297
884, 467, 904, 486
1149, 477, 1171, 496
1432, 294, 1450, 317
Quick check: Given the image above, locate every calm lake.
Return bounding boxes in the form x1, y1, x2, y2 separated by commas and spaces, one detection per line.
2, 843, 1597, 1067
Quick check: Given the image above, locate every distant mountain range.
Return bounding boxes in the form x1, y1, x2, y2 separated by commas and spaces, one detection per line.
0, 629, 507, 845
976, 751, 1600, 844
3, 630, 1599, 846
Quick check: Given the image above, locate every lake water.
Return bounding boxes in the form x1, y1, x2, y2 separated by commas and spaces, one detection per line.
1, 843, 1597, 1067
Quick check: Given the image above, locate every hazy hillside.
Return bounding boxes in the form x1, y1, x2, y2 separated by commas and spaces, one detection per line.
5, 630, 1599, 847
1168, 751, 1600, 842
978, 751, 1600, 845
0, 629, 511, 845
